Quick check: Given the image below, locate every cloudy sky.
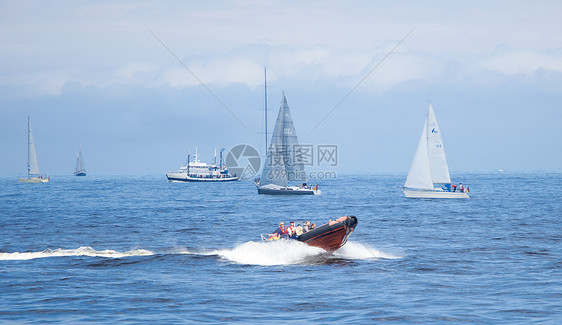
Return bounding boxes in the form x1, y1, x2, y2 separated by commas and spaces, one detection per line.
1, 1, 561, 176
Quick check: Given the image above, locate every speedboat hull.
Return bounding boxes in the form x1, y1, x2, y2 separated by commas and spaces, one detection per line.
402, 189, 469, 199
166, 172, 238, 182
297, 216, 358, 252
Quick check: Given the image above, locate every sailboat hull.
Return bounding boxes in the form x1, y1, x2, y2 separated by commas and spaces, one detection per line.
74, 172, 86, 176
402, 189, 469, 199
257, 185, 320, 195
18, 177, 49, 183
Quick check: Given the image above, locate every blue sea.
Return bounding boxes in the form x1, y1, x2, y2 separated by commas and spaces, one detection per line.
1, 172, 561, 324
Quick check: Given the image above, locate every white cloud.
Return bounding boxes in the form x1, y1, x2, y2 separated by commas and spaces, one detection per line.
2, 1, 562, 96
0, 70, 77, 96
113, 61, 158, 80
478, 46, 562, 76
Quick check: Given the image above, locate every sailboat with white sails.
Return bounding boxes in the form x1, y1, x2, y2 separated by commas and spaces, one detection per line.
402, 103, 469, 198
74, 144, 86, 176
19, 116, 49, 183
255, 91, 320, 195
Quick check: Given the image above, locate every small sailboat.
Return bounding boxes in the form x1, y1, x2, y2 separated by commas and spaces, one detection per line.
255, 92, 320, 195
402, 103, 469, 198
74, 144, 86, 176
19, 117, 49, 183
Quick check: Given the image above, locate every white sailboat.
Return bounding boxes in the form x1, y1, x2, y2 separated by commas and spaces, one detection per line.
19, 116, 49, 183
256, 91, 320, 195
402, 103, 469, 198
74, 144, 86, 176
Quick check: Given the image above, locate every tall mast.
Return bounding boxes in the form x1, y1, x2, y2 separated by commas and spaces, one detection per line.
426, 101, 430, 153
264, 67, 268, 155
27, 116, 30, 177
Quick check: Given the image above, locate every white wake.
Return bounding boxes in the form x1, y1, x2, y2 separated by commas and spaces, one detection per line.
333, 241, 402, 260
0, 242, 401, 264
210, 240, 326, 265
0, 246, 153, 261
207, 240, 402, 265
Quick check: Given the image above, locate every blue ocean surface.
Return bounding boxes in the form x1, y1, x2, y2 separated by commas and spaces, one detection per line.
1, 172, 561, 323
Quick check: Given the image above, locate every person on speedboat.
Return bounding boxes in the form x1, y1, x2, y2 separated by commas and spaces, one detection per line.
271, 222, 288, 240
302, 221, 311, 233
287, 221, 297, 239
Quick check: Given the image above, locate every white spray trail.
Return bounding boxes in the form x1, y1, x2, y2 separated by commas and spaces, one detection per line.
0, 246, 153, 261
207, 240, 402, 265
210, 240, 326, 266
333, 241, 402, 260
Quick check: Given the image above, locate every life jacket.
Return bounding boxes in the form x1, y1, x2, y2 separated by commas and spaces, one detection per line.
287, 226, 295, 236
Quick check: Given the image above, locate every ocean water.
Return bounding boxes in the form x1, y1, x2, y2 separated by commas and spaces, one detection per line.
1, 172, 561, 324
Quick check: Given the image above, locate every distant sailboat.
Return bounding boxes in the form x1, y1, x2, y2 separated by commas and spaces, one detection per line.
402, 103, 468, 198
19, 116, 49, 183
255, 91, 320, 195
74, 144, 86, 176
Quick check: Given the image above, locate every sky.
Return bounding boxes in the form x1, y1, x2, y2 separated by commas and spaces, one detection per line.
1, 0, 561, 176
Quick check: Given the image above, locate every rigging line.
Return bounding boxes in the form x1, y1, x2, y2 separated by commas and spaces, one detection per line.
314, 194, 341, 220
155, 196, 246, 286
358, 240, 408, 288
145, 26, 255, 136
308, 27, 416, 135
313, 197, 405, 288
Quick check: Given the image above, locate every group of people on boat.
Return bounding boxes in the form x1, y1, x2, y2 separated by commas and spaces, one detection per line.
300, 183, 319, 190
450, 183, 469, 193
268, 220, 317, 241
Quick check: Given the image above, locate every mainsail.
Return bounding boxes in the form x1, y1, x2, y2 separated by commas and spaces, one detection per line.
426, 104, 451, 185
76, 148, 85, 174
404, 103, 452, 189
27, 117, 40, 177
259, 93, 307, 187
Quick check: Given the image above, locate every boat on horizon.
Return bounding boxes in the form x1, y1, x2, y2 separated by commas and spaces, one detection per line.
19, 116, 49, 183
255, 90, 320, 195
402, 103, 469, 198
166, 148, 239, 182
74, 144, 86, 176
261, 215, 358, 252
